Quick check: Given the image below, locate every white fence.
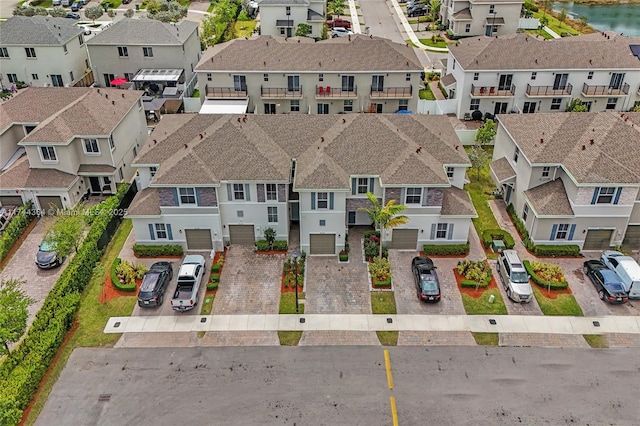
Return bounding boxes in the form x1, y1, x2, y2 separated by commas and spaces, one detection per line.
183, 97, 202, 113
519, 17, 540, 30
417, 99, 457, 115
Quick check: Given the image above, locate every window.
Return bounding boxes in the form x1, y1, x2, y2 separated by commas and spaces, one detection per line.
117, 46, 128, 57
317, 103, 329, 114
555, 224, 569, 240
436, 223, 448, 239
51, 75, 63, 87
317, 192, 328, 209
63, 44, 68, 54
542, 166, 550, 178
606, 97, 617, 110
155, 223, 167, 239
473, 72, 479, 81
150, 167, 157, 177
0, 47, 8, 58
446, 167, 454, 178
233, 183, 245, 200
452, 59, 456, 70
143, 47, 153, 57
25, 47, 36, 58
179, 187, 196, 204
319, 219, 326, 226
78, 35, 84, 45
531, 72, 537, 80
489, 4, 495, 13
470, 99, 480, 111
109, 136, 115, 150
290, 100, 300, 112
266, 183, 277, 201
522, 204, 529, 222
124, 73, 134, 82
406, 73, 411, 82
7, 74, 18, 83
263, 73, 268, 81
318, 73, 323, 81
344, 100, 353, 112
119, 167, 124, 180
405, 187, 422, 204
596, 187, 616, 204
133, 146, 137, 157
465, 23, 471, 33
587, 71, 593, 80
280, 28, 285, 35
550, 98, 562, 110
31, 73, 38, 80
83, 138, 99, 154
267, 206, 278, 223
207, 73, 212, 81
40, 146, 57, 161
513, 147, 520, 163
398, 99, 408, 111
237, 210, 244, 218
357, 178, 369, 194
69, 71, 74, 82
285, 6, 290, 13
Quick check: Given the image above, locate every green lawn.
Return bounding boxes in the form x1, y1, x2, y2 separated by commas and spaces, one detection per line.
24, 219, 136, 426
279, 292, 305, 314
532, 10, 580, 36
417, 38, 452, 49
583, 334, 608, 348
419, 86, 436, 100
278, 331, 303, 346
376, 331, 399, 346
472, 332, 499, 346
461, 288, 508, 315
532, 287, 583, 316
524, 28, 554, 40
102, 0, 122, 9
464, 149, 500, 237
199, 293, 215, 315
371, 291, 397, 314
234, 20, 257, 38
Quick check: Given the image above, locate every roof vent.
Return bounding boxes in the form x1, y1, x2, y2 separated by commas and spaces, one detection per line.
590, 139, 594, 145
184, 143, 188, 149
416, 147, 422, 154
342, 118, 346, 124
200, 133, 203, 139
321, 136, 324, 142
111, 100, 115, 105
121, 93, 125, 98
105, 93, 109, 99
540, 138, 544, 144
319, 61, 321, 67
266, 41, 269, 46
535, 59, 538, 64
582, 145, 586, 150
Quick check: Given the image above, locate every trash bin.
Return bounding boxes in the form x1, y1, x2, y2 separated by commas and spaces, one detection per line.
135, 3, 139, 9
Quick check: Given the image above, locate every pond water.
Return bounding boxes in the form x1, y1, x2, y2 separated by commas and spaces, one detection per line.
550, 2, 640, 36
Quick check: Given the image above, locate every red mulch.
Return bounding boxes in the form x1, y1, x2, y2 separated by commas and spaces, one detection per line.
453, 269, 498, 299
281, 270, 302, 293
99, 275, 140, 303
532, 283, 573, 299
371, 279, 392, 290
0, 218, 38, 272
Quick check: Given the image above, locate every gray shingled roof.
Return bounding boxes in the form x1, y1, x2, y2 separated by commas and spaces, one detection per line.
452, 8, 472, 20
498, 112, 640, 185
449, 33, 640, 70
196, 35, 423, 72
127, 187, 161, 216
524, 179, 574, 217
0, 155, 76, 189
87, 18, 198, 45
490, 157, 516, 183
441, 187, 477, 217
134, 114, 470, 190
259, 0, 309, 4
0, 16, 83, 45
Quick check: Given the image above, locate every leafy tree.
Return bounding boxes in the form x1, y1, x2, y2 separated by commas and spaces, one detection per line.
85, 5, 104, 23
13, 6, 35, 16
565, 98, 588, 112
475, 118, 497, 145
558, 8, 567, 28
49, 7, 68, 17
145, 0, 163, 14
124, 8, 134, 18
214, 0, 237, 25
579, 15, 588, 30
201, 14, 220, 47
44, 209, 85, 259
633, 104, 640, 113
467, 145, 492, 180
107, 8, 116, 18
34, 6, 48, 15
539, 15, 549, 28
0, 278, 33, 356
359, 192, 408, 258
148, 1, 188, 22
296, 23, 312, 37
264, 227, 276, 248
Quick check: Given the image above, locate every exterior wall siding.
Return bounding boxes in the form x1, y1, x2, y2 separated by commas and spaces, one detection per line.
158, 187, 177, 206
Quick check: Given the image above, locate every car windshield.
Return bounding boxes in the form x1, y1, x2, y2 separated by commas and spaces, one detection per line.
511, 271, 529, 283
39, 241, 55, 252
421, 280, 438, 292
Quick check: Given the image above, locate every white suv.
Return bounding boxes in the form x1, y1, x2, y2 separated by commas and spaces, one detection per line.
497, 250, 533, 303
331, 27, 354, 38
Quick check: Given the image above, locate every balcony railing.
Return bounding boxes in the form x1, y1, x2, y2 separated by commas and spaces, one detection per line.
316, 85, 358, 98
205, 86, 248, 98
470, 84, 515, 97
525, 83, 573, 97
581, 82, 629, 97
260, 86, 303, 99
369, 85, 412, 98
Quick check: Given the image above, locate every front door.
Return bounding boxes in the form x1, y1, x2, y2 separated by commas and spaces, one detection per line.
287, 75, 300, 92
264, 103, 276, 114
504, 185, 512, 204
89, 177, 101, 193
233, 75, 247, 92
523, 102, 536, 113
485, 25, 492, 36
286, 27, 293, 37
348, 211, 356, 225
553, 73, 568, 90
494, 102, 508, 114
372, 75, 384, 92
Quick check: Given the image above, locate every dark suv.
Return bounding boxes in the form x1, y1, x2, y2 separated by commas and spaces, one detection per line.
137, 262, 173, 307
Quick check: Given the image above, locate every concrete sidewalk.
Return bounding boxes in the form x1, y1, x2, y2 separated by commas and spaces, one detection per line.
105, 313, 640, 335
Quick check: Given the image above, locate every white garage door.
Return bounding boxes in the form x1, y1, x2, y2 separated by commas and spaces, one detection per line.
38, 196, 63, 213
310, 234, 335, 255
583, 229, 613, 250
229, 225, 255, 245
623, 225, 640, 250
185, 229, 213, 250
390, 229, 419, 250
0, 196, 23, 207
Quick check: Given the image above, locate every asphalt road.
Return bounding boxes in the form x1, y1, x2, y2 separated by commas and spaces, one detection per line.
38, 346, 640, 425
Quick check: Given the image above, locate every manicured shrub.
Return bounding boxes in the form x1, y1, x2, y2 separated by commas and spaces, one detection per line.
363, 230, 380, 240
110, 258, 139, 292
255, 239, 270, 251
211, 263, 221, 273
272, 240, 288, 251
457, 259, 492, 287
422, 243, 469, 256
0, 203, 36, 263
373, 276, 392, 287
206, 281, 219, 291
481, 229, 515, 249
369, 257, 392, 282
209, 273, 220, 283
460, 279, 490, 288
532, 244, 581, 257
523, 260, 569, 290
133, 244, 183, 257
339, 252, 349, 262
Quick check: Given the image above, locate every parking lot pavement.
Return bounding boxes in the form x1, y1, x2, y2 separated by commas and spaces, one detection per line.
489, 262, 544, 316
390, 251, 466, 315
212, 245, 284, 315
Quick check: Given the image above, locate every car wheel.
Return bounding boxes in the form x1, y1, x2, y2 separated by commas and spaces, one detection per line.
598, 290, 605, 300
582, 266, 588, 275
506, 288, 512, 300
158, 294, 164, 306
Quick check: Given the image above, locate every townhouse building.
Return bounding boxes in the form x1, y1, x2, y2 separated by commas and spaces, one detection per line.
86, 18, 201, 96
0, 16, 90, 88
258, 0, 326, 38
442, 33, 640, 119
0, 87, 147, 211
195, 35, 423, 115
439, 0, 524, 38
127, 114, 476, 254
490, 111, 640, 250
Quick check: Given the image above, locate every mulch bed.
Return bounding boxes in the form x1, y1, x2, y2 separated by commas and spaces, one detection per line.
133, 254, 182, 259
531, 283, 573, 299
0, 218, 38, 272
453, 269, 498, 299
371, 278, 392, 290
281, 271, 303, 293
99, 275, 140, 303
419, 251, 470, 258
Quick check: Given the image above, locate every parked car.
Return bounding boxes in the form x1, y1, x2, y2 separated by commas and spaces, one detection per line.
62, 0, 73, 6
408, 6, 428, 17
600, 251, 640, 299
412, 256, 441, 302
497, 250, 533, 303
81, 0, 90, 4
331, 27, 354, 38
171, 255, 206, 312
71, 2, 82, 11
326, 18, 351, 29
66, 12, 81, 19
35, 240, 64, 269
137, 262, 173, 307
583, 260, 628, 304
52, 0, 62, 5
81, 26, 92, 35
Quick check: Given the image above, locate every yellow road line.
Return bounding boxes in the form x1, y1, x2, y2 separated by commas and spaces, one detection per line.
384, 349, 394, 390
390, 396, 399, 426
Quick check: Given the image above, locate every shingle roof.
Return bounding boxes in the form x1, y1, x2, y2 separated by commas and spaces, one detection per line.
77, 164, 116, 173
524, 179, 574, 217
127, 187, 161, 216
0, 16, 82, 45
134, 114, 470, 189
441, 186, 477, 217
449, 33, 640, 70
440, 73, 456, 87
0, 155, 76, 189
259, 0, 309, 4
196, 35, 423, 72
498, 112, 640, 185
12, 88, 142, 144
490, 157, 516, 183
87, 18, 198, 45
452, 8, 472, 20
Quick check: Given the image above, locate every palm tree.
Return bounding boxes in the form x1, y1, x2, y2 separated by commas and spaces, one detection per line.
429, 0, 441, 33
359, 192, 409, 258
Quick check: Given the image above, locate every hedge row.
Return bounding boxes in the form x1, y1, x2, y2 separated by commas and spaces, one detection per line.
0, 185, 129, 426
0, 202, 35, 263
480, 229, 515, 250
461, 278, 490, 288
373, 276, 392, 287
255, 240, 288, 252
133, 244, 183, 257
523, 260, 569, 290
110, 258, 136, 292
422, 243, 470, 256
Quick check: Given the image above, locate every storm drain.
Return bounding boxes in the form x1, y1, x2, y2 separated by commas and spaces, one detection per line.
98, 394, 111, 402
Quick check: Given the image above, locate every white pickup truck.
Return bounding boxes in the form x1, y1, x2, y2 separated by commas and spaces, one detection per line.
171, 254, 206, 312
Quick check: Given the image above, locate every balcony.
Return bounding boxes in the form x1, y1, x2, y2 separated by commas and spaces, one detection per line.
260, 86, 303, 99
470, 84, 515, 97
205, 85, 248, 99
315, 85, 358, 99
370, 85, 412, 99
581, 82, 629, 97
525, 83, 573, 97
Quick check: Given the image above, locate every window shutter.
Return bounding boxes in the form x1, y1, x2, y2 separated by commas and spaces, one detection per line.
172, 188, 179, 205
311, 192, 316, 210
430, 223, 436, 240
257, 184, 265, 202
195, 188, 202, 206
590, 188, 599, 204
613, 187, 622, 204
422, 188, 429, 206
167, 224, 173, 240
278, 184, 286, 202
351, 178, 357, 195
550, 224, 558, 240
447, 223, 454, 240
568, 224, 576, 241
245, 184, 251, 201
148, 224, 155, 240
369, 178, 374, 193
329, 192, 334, 210
227, 184, 232, 201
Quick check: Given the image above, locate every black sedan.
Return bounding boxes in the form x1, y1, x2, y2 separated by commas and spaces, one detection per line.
35, 240, 64, 269
583, 260, 628, 304
412, 256, 441, 302
137, 262, 174, 307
